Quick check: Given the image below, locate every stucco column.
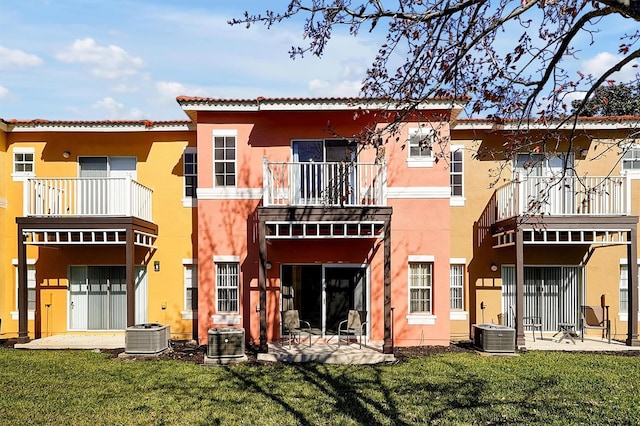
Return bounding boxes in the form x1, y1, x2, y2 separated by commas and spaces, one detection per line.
258, 218, 268, 352
627, 226, 639, 346
515, 230, 525, 347
382, 217, 392, 354
126, 227, 136, 327
17, 225, 29, 343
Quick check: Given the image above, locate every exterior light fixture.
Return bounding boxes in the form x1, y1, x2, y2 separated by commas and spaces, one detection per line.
490, 263, 498, 272
265, 261, 273, 270
154, 261, 160, 272
63, 151, 71, 159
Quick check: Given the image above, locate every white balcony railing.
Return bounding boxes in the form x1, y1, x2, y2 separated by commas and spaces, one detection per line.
495, 175, 628, 221
24, 177, 153, 221
263, 158, 386, 207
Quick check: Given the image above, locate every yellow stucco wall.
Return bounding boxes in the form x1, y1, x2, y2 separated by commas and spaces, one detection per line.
1, 128, 196, 339
450, 127, 640, 340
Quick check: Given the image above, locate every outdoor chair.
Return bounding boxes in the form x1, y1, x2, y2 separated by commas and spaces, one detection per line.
580, 305, 611, 343
509, 305, 544, 341
281, 310, 312, 349
338, 310, 368, 348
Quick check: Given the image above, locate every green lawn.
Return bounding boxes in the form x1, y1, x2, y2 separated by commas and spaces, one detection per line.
1, 348, 639, 425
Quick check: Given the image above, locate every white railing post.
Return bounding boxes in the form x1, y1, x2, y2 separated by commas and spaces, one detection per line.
262, 157, 270, 206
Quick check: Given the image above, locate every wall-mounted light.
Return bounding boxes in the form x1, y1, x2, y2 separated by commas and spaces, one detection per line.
490, 263, 498, 272
265, 261, 272, 270
580, 148, 589, 158
154, 261, 160, 272
62, 151, 71, 159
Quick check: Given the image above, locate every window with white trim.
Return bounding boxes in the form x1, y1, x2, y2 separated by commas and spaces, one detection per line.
184, 264, 198, 312
213, 133, 236, 187
15, 265, 36, 311
409, 262, 433, 314
216, 262, 239, 313
450, 146, 463, 197
183, 148, 197, 198
619, 263, 640, 315
622, 146, 640, 170
12, 147, 35, 180
450, 264, 464, 311
408, 128, 434, 159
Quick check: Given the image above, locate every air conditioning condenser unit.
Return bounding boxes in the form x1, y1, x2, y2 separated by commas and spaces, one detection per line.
472, 324, 515, 353
205, 327, 247, 364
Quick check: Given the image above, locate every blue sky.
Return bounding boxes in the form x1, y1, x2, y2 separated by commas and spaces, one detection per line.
0, 1, 637, 121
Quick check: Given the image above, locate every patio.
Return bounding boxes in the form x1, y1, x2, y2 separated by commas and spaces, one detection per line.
518, 333, 640, 352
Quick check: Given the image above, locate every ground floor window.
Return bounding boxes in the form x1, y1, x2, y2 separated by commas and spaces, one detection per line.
216, 262, 239, 313
409, 262, 433, 314
450, 263, 464, 311
619, 263, 640, 317
12, 262, 36, 320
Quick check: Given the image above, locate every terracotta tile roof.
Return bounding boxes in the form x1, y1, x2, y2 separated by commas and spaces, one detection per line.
3, 118, 193, 132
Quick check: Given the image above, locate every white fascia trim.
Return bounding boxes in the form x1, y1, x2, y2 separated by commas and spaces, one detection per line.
406, 314, 437, 325
409, 255, 435, 262
450, 311, 469, 321
0, 198, 7, 209
197, 187, 262, 200
214, 255, 240, 263
387, 186, 450, 199
211, 314, 242, 325
450, 258, 466, 264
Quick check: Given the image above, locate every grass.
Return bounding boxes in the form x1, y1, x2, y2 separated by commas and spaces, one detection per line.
1, 349, 640, 425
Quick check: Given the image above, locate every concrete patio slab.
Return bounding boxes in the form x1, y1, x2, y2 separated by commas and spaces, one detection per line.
258, 342, 396, 364
13, 333, 125, 350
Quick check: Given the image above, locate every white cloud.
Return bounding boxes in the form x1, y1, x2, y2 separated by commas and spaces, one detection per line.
0, 46, 43, 70
581, 52, 640, 83
0, 86, 10, 99
155, 81, 208, 102
56, 38, 145, 79
92, 97, 146, 120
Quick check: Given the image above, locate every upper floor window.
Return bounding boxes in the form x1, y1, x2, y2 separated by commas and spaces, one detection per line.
213, 131, 236, 187
450, 146, 463, 198
514, 152, 574, 178
622, 146, 640, 171
409, 262, 433, 314
183, 148, 197, 198
407, 128, 435, 168
12, 147, 35, 181
79, 156, 137, 179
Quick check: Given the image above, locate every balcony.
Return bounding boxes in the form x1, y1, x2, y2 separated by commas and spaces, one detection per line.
23, 177, 153, 222
263, 159, 386, 207
495, 175, 628, 221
